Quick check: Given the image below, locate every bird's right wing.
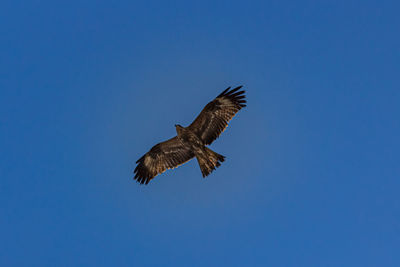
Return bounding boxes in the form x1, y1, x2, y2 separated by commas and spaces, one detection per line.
134, 136, 194, 184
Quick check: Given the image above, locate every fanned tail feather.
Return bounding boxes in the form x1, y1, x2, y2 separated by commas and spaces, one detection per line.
196, 147, 225, 177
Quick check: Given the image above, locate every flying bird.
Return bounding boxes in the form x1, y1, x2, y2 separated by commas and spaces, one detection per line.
134, 86, 246, 184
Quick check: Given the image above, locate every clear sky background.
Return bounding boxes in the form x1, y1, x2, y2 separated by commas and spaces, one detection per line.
1, 1, 399, 266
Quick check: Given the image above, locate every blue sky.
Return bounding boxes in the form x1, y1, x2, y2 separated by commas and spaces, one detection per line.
1, 0, 399, 266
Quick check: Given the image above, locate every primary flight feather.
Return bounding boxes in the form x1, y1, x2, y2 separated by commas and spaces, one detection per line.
134, 86, 246, 184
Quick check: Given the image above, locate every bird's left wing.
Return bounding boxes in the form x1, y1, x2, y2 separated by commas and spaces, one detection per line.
134, 136, 194, 184
188, 86, 246, 145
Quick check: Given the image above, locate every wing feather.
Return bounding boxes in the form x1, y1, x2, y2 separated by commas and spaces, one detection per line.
188, 86, 246, 145
134, 136, 194, 184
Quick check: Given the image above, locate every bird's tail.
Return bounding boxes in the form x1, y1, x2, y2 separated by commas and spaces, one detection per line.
195, 147, 225, 177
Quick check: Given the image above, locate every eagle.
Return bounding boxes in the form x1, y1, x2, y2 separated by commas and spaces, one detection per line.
134, 86, 246, 184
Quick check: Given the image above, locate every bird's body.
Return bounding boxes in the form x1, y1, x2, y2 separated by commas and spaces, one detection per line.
134, 86, 246, 184
175, 124, 225, 177
175, 124, 203, 149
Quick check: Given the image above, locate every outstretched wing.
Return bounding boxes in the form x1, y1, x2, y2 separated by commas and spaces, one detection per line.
134, 136, 194, 184
188, 86, 246, 145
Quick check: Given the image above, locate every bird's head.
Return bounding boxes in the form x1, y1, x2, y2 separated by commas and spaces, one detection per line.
175, 124, 183, 135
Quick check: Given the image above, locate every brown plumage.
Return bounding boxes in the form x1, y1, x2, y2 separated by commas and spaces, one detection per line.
134, 86, 246, 184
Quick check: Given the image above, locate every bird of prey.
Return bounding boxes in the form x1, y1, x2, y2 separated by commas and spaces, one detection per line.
134, 86, 246, 184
